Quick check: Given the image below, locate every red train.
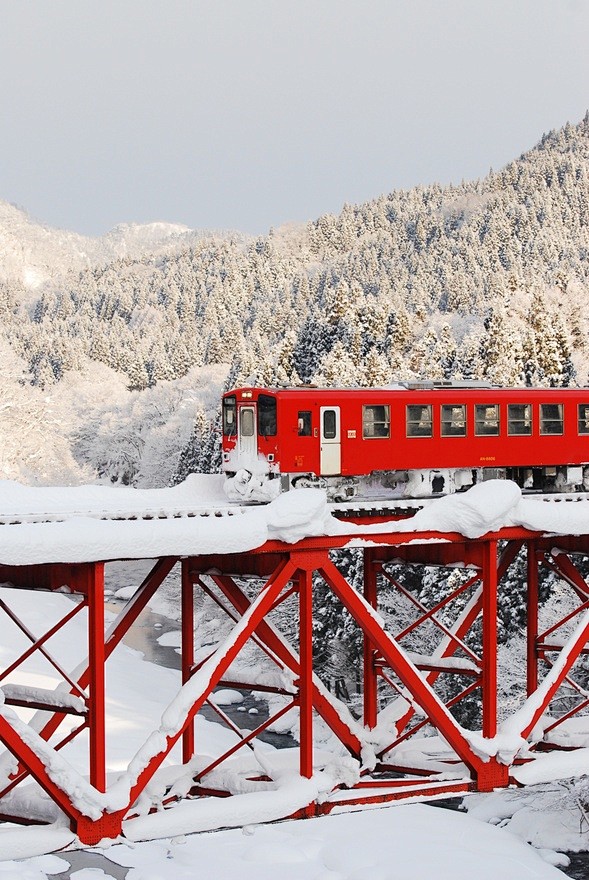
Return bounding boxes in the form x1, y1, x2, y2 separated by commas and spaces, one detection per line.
221, 383, 589, 502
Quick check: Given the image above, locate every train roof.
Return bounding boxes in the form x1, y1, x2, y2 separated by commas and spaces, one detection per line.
225, 382, 589, 397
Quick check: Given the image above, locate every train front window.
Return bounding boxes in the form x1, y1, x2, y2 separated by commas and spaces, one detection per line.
406, 404, 433, 437
363, 405, 390, 438
508, 403, 532, 435
475, 404, 500, 436
540, 403, 563, 435
240, 407, 255, 437
223, 395, 237, 436
441, 405, 466, 437
257, 394, 277, 436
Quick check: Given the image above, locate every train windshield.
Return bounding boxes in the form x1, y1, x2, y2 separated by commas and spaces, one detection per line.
223, 396, 237, 436
258, 394, 277, 436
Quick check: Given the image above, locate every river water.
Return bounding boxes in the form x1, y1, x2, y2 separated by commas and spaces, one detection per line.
104, 596, 296, 747
565, 854, 589, 879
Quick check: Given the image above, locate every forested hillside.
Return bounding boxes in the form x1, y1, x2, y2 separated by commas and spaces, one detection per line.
1, 114, 589, 485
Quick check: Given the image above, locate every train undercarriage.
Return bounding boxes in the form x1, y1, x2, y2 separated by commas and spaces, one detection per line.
224, 463, 589, 504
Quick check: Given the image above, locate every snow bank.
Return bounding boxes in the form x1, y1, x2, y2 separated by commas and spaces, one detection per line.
512, 748, 589, 786
111, 803, 565, 879
464, 784, 589, 857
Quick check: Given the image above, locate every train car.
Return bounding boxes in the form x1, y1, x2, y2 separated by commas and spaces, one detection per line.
221, 383, 589, 502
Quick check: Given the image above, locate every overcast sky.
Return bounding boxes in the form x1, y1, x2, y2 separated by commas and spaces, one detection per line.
1, 0, 588, 237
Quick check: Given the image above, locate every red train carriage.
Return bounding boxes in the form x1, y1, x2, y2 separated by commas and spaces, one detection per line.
221, 383, 589, 502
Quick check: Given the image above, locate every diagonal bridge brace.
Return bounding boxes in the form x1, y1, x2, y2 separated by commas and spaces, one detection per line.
367, 540, 519, 748
204, 569, 366, 759
543, 549, 589, 602
125, 556, 302, 812
317, 553, 505, 788
0, 558, 179, 803
513, 605, 589, 743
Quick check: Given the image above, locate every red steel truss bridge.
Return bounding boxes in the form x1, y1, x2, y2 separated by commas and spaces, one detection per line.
0, 514, 589, 844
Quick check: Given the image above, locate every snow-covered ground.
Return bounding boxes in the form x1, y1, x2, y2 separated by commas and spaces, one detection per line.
13, 803, 570, 880
1, 478, 589, 876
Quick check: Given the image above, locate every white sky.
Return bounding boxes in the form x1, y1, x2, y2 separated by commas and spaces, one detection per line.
1, 0, 588, 237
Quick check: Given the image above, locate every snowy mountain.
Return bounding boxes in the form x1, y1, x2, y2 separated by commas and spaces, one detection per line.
0, 200, 246, 293
1, 114, 589, 486
0, 200, 97, 290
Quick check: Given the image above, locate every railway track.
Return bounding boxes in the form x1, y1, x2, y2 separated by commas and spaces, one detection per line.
0, 505, 247, 527
330, 490, 589, 522
1, 489, 587, 528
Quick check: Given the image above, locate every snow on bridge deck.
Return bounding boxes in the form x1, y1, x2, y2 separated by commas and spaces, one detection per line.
0, 475, 588, 566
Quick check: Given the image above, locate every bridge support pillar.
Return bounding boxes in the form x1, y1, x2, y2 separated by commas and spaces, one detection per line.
363, 549, 379, 730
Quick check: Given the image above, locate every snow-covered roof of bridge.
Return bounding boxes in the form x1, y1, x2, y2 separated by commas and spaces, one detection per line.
0, 476, 587, 566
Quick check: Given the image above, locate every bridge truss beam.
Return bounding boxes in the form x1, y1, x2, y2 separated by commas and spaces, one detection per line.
0, 528, 588, 842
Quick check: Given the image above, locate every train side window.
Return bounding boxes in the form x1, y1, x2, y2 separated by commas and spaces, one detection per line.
298, 411, 312, 436
508, 403, 532, 435
257, 394, 277, 436
540, 403, 563, 435
223, 395, 237, 436
579, 404, 589, 434
363, 405, 390, 438
441, 404, 466, 437
406, 404, 433, 437
475, 404, 500, 436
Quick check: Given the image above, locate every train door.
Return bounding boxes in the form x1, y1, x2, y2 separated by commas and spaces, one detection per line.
320, 406, 341, 475
238, 405, 257, 461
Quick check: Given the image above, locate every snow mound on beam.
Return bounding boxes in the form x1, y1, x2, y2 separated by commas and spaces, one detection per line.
510, 495, 589, 535
0, 826, 74, 861
0, 511, 269, 566
397, 480, 522, 539
265, 488, 334, 542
